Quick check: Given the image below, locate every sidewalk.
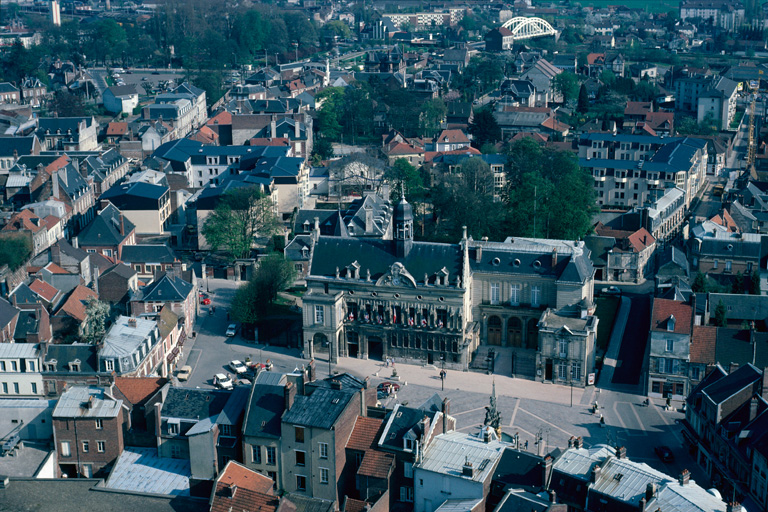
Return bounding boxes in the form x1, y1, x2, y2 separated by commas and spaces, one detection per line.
332, 355, 592, 407
598, 295, 631, 390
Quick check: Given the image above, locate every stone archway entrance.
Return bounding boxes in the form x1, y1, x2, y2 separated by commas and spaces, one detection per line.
347, 332, 359, 358
507, 317, 523, 347
367, 335, 384, 360
313, 333, 329, 354
526, 319, 539, 350
487, 316, 502, 345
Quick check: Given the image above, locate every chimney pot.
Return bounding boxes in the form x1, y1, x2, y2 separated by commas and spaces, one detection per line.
646, 482, 656, 501
679, 469, 690, 486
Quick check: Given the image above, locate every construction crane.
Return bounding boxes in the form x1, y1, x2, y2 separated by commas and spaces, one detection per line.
746, 80, 759, 175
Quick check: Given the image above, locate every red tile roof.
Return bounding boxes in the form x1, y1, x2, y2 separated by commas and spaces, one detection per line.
42, 215, 61, 231
540, 117, 569, 133
345, 498, 370, 512
347, 416, 383, 451
627, 228, 655, 253
2, 209, 46, 233
210, 485, 280, 512
357, 450, 394, 479
511, 132, 548, 142
388, 142, 424, 156
216, 460, 275, 495
437, 129, 470, 144
106, 122, 128, 136
624, 101, 652, 117
690, 326, 718, 364
57, 285, 97, 322
587, 53, 606, 65
29, 279, 58, 302
247, 137, 291, 148
651, 298, 693, 335
114, 377, 166, 406
42, 262, 69, 275
207, 111, 232, 126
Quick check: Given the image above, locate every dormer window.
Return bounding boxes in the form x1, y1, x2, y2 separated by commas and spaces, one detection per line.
47, 359, 57, 372
404, 438, 414, 451
69, 359, 81, 372
667, 315, 675, 332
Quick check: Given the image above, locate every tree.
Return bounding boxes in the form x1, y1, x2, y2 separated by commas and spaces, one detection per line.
714, 299, 728, 327
81, 297, 110, 344
577, 83, 589, 113
731, 272, 744, 294
751, 271, 761, 295
504, 139, 596, 240
0, 233, 32, 271
230, 253, 296, 324
468, 108, 501, 149
201, 186, 281, 261
692, 271, 708, 293
552, 71, 579, 103
311, 138, 334, 163
418, 98, 447, 138
676, 115, 718, 136
385, 158, 425, 203
50, 90, 88, 117
599, 69, 616, 87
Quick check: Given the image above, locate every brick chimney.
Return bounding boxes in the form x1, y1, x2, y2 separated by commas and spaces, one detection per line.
616, 446, 627, 459
284, 381, 296, 411
590, 464, 601, 483
679, 469, 690, 486
171, 259, 182, 279
542, 455, 553, 485
119, 214, 125, 236
552, 248, 558, 267
645, 483, 656, 502
475, 246, 482, 262
574, 436, 583, 449
364, 207, 373, 234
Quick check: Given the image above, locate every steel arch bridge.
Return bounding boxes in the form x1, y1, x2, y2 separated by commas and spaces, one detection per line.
501, 17, 557, 41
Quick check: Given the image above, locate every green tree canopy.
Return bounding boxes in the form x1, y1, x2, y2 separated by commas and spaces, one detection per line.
504, 138, 596, 240
81, 297, 110, 344
468, 108, 501, 149
553, 71, 579, 103
201, 186, 281, 261
230, 253, 297, 324
714, 299, 728, 327
0, 232, 32, 271
385, 158, 425, 203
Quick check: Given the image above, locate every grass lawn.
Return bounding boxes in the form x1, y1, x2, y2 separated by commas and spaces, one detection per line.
594, 295, 620, 353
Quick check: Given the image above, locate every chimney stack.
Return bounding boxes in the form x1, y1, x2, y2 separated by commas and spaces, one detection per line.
574, 436, 583, 449
645, 483, 656, 502
475, 246, 482, 262
750, 396, 759, 422
331, 379, 342, 390
568, 436, 575, 448
365, 207, 373, 234
726, 503, 744, 512
549, 490, 556, 503
462, 458, 474, 478
552, 248, 558, 267
729, 362, 739, 374
639, 497, 646, 512
590, 464, 601, 483
679, 469, 690, 486
313, 217, 320, 242
51, 243, 61, 265
284, 381, 296, 410
119, 214, 125, 236
542, 455, 553, 486
762, 367, 768, 401
616, 446, 627, 459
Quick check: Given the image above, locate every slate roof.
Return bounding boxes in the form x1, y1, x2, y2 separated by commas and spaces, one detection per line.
418, 431, 505, 482
650, 298, 693, 334
105, 446, 191, 496
282, 387, 358, 429
44, 343, 100, 374
309, 237, 463, 284
0, 135, 37, 157
100, 181, 168, 210
470, 238, 594, 284
137, 272, 194, 302
161, 387, 231, 421
708, 293, 768, 322
78, 203, 134, 247
121, 244, 175, 265
715, 329, 768, 369
0, 478, 208, 512
8, 283, 40, 306
492, 448, 546, 489
243, 384, 287, 439
702, 363, 763, 405
101, 262, 137, 280
379, 403, 440, 452
53, 386, 122, 418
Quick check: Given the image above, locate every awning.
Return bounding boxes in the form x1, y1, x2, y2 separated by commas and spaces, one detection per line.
166, 347, 180, 363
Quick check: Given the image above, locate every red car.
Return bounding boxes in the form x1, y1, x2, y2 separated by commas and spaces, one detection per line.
201, 298, 211, 305
377, 382, 400, 394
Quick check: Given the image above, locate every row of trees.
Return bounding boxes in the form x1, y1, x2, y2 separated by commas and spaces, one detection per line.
388, 137, 596, 243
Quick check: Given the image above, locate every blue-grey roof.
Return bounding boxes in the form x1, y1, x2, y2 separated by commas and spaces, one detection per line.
0, 297, 20, 329
309, 237, 464, 284
78, 203, 135, 247
53, 386, 122, 418
217, 385, 250, 426
702, 363, 763, 405
0, 135, 36, 158
105, 447, 191, 496
100, 181, 168, 210
243, 384, 286, 438
44, 343, 100, 374
138, 273, 194, 302
161, 388, 231, 421
120, 244, 175, 265
8, 283, 40, 306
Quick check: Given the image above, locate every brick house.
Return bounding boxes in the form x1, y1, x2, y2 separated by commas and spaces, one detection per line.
647, 298, 695, 399
78, 203, 136, 260
52, 385, 125, 478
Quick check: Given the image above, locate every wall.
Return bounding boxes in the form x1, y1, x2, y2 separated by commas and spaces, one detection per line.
189, 430, 217, 480
0, 399, 54, 440
414, 469, 483, 512
53, 409, 124, 477
122, 209, 163, 235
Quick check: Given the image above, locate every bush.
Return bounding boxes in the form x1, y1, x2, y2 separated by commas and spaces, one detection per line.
0, 233, 32, 271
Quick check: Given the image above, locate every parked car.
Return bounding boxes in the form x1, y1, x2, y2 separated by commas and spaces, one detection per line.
229, 360, 247, 375
601, 286, 621, 295
377, 382, 400, 394
226, 324, 237, 337
201, 297, 211, 305
654, 445, 674, 463
213, 373, 234, 390
177, 365, 192, 381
